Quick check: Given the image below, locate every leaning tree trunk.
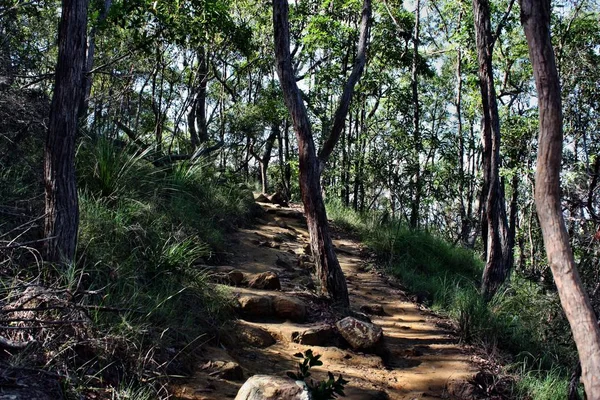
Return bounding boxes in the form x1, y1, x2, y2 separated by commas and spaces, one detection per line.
472, 0, 512, 300
45, 0, 89, 264
273, 0, 349, 307
519, 0, 600, 395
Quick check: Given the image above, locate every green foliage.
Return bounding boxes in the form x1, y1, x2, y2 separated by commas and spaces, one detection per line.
287, 350, 349, 400
72, 139, 256, 391
327, 201, 578, 399
514, 363, 581, 400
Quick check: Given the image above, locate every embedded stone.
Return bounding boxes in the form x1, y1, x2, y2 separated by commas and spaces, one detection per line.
235, 323, 276, 348
292, 324, 337, 346
235, 375, 311, 400
336, 316, 383, 350
273, 296, 307, 322
237, 295, 273, 318
248, 271, 281, 290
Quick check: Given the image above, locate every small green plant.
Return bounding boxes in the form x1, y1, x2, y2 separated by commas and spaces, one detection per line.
287, 349, 348, 399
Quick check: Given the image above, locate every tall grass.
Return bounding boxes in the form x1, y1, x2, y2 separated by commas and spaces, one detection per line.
70, 139, 257, 395
326, 200, 579, 399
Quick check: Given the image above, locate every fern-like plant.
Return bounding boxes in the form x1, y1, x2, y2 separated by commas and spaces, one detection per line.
287, 349, 348, 399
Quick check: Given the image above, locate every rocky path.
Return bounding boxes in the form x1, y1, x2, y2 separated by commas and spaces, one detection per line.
172, 201, 479, 399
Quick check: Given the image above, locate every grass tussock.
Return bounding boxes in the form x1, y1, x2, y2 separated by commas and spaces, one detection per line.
326, 200, 579, 399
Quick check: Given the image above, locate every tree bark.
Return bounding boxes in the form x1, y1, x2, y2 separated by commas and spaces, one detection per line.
520, 0, 600, 395
409, 0, 422, 229
45, 0, 89, 264
472, 0, 513, 300
194, 47, 209, 144
273, 0, 349, 307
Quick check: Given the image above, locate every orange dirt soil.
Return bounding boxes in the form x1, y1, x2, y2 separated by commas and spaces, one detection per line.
172, 201, 482, 400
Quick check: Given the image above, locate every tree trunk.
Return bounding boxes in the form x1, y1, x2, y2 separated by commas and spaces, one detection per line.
273, 0, 349, 307
409, 0, 422, 229
79, 0, 112, 120
187, 95, 199, 148
195, 47, 209, 144
251, 126, 278, 194
520, 0, 600, 395
45, 0, 89, 264
472, 0, 512, 300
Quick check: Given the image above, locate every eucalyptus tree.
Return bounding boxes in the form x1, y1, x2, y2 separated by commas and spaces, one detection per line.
45, 0, 89, 264
519, 0, 600, 395
273, 0, 372, 306
472, 0, 514, 300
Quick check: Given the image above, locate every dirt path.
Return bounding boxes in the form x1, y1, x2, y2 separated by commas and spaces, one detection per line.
172, 202, 479, 399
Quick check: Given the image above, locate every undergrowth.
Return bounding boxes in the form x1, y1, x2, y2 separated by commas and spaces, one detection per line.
326, 200, 579, 400
1, 138, 259, 398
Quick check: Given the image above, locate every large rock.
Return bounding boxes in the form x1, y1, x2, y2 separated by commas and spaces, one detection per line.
336, 317, 383, 350
446, 379, 477, 400
235, 375, 312, 400
292, 324, 337, 346
228, 270, 245, 286
204, 360, 245, 381
254, 193, 270, 203
273, 296, 307, 322
235, 323, 276, 348
267, 192, 288, 206
237, 295, 273, 318
248, 271, 281, 290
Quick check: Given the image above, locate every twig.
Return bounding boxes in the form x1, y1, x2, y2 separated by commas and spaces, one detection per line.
0, 318, 89, 324
0, 336, 36, 350
0, 237, 54, 250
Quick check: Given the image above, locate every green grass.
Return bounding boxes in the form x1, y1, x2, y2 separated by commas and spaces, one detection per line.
76, 139, 256, 333
326, 200, 579, 399
13, 138, 257, 397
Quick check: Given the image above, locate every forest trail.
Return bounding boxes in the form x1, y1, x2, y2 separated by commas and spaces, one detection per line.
172, 200, 479, 400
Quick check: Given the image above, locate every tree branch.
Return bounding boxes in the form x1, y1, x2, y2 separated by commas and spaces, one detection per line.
317, 0, 372, 172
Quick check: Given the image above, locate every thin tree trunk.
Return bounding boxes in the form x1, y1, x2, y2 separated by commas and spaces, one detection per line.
79, 0, 112, 120
273, 0, 349, 306
250, 126, 278, 193
472, 0, 512, 300
520, 0, 600, 395
45, 0, 89, 264
188, 94, 199, 148
195, 47, 209, 143
409, 0, 422, 229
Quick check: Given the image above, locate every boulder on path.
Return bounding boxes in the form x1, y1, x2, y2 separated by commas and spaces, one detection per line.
267, 192, 288, 206
235, 322, 276, 348
228, 270, 245, 286
336, 316, 383, 350
273, 296, 307, 322
237, 295, 273, 318
248, 271, 281, 290
446, 379, 477, 400
235, 375, 311, 400
292, 324, 337, 346
254, 193, 270, 203
204, 360, 245, 381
